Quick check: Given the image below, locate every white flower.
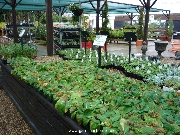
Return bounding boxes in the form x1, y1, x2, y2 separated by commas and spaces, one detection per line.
141, 64, 145, 69
136, 66, 139, 70
76, 54, 78, 58
159, 65, 162, 69
148, 62, 151, 66
147, 70, 151, 74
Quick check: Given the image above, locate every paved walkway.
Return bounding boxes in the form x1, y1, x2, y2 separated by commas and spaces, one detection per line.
37, 40, 175, 58
107, 40, 175, 57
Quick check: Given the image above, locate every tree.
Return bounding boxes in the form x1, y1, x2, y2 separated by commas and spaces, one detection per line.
136, 7, 144, 40
101, 0, 109, 32
139, 0, 157, 41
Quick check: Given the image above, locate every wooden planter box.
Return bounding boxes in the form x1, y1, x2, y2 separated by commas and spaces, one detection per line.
0, 62, 90, 135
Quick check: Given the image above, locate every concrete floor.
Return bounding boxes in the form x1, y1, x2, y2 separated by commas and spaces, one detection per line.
37, 40, 175, 58
107, 40, 175, 58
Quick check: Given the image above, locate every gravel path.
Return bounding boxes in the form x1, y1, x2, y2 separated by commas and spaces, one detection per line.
0, 89, 35, 135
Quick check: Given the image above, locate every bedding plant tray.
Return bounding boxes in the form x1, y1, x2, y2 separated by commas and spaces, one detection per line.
1, 56, 179, 135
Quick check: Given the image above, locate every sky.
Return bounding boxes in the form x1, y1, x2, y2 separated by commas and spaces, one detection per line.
110, 0, 180, 13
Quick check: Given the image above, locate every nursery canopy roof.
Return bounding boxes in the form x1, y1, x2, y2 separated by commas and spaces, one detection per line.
0, 0, 165, 14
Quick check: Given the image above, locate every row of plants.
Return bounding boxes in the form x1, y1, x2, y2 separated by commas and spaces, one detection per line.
53, 24, 81, 30
58, 48, 180, 90
9, 56, 180, 134
0, 42, 37, 61
55, 39, 80, 46
108, 30, 124, 39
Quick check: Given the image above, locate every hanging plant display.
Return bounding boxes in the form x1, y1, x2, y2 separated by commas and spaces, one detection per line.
68, 3, 83, 16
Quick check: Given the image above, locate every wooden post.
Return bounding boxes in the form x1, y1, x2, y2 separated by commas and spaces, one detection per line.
10, 0, 18, 43
46, 0, 53, 56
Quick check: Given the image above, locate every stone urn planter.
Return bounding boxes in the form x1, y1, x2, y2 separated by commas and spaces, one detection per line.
154, 40, 168, 59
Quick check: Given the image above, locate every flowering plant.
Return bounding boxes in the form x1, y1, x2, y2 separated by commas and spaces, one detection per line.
68, 3, 83, 16
68, 3, 82, 11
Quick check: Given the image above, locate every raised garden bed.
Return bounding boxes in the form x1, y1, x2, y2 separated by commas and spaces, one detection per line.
1, 55, 180, 135
0, 62, 90, 135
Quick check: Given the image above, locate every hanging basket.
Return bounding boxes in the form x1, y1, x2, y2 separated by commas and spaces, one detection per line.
72, 9, 83, 16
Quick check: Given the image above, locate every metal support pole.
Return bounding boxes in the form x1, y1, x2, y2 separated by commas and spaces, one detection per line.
98, 46, 101, 68
128, 37, 131, 63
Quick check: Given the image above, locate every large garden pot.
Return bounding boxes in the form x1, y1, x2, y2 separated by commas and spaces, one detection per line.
136, 40, 143, 46
159, 36, 167, 41
82, 42, 93, 49
154, 40, 168, 59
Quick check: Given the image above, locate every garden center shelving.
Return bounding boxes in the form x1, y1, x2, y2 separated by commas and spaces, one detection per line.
53, 26, 81, 51
6, 24, 35, 42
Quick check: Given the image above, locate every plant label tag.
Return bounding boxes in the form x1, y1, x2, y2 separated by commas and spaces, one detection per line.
93, 35, 107, 46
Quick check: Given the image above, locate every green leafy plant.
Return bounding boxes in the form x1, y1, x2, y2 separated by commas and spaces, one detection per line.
0, 42, 37, 60
68, 3, 82, 11
166, 19, 174, 37
109, 29, 124, 38
0, 44, 13, 60
136, 7, 144, 40
36, 23, 46, 40
10, 57, 180, 134
101, 0, 109, 32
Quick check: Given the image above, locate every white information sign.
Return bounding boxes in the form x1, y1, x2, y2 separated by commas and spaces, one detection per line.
93, 35, 107, 46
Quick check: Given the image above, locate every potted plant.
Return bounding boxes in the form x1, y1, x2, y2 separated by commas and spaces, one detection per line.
0, 44, 12, 64
136, 7, 144, 46
81, 30, 96, 49
165, 19, 174, 42
68, 3, 83, 16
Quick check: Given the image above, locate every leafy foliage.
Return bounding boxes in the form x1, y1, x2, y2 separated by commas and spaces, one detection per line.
101, 0, 109, 31
166, 19, 174, 37
136, 7, 144, 40
0, 42, 37, 60
10, 56, 180, 135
